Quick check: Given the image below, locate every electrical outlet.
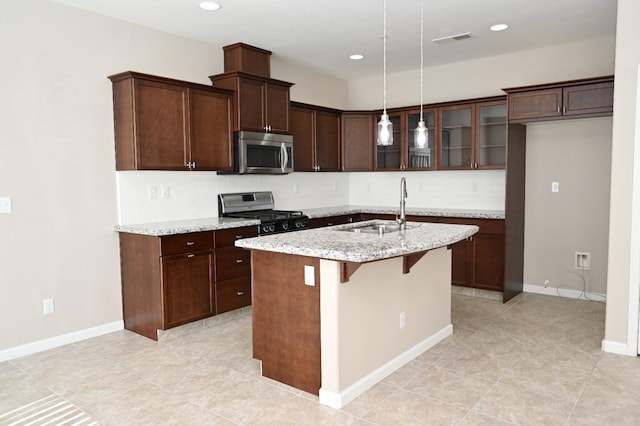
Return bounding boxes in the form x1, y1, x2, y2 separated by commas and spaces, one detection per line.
399, 311, 406, 329
148, 186, 157, 200
544, 279, 550, 288
0, 196, 12, 213
551, 182, 559, 193
293, 184, 298, 193
159, 186, 170, 199
304, 265, 315, 286
43, 298, 55, 315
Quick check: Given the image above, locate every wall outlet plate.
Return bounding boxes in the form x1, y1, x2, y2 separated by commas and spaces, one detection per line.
304, 265, 315, 286
0, 196, 12, 213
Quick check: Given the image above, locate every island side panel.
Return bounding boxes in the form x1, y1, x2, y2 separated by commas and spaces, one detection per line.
251, 250, 321, 395
320, 247, 452, 405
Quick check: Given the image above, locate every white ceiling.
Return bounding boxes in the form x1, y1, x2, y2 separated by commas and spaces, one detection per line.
51, 0, 617, 80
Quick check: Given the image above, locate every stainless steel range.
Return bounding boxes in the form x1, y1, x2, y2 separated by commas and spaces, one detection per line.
218, 191, 309, 236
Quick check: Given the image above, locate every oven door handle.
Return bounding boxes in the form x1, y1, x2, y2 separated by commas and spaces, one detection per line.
280, 142, 288, 173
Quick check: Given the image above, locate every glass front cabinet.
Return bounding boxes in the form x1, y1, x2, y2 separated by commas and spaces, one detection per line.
376, 108, 437, 171
439, 100, 506, 170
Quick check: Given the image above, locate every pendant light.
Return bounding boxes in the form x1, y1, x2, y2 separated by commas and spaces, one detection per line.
377, 0, 393, 146
414, 0, 428, 148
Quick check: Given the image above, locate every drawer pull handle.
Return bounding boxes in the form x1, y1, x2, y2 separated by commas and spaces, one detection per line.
235, 235, 243, 239
186, 241, 195, 246
236, 291, 244, 296
187, 254, 195, 258
235, 259, 244, 263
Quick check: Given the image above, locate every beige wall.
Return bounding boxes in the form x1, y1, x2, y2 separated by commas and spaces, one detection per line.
524, 118, 612, 295
0, 0, 346, 352
605, 0, 640, 352
347, 36, 615, 110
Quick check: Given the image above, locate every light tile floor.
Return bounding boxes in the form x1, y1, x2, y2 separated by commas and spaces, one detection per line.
2, 293, 640, 425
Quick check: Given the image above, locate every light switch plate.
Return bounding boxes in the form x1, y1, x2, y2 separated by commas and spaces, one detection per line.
0, 196, 12, 213
304, 265, 315, 286
551, 182, 559, 193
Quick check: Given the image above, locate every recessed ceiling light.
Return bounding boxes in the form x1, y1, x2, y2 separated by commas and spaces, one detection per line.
490, 24, 509, 32
199, 1, 221, 11
349, 54, 364, 60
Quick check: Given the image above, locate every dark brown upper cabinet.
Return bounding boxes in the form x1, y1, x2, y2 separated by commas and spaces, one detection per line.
438, 98, 507, 170
290, 102, 341, 172
109, 72, 233, 171
341, 112, 375, 172
210, 72, 293, 134
504, 76, 614, 123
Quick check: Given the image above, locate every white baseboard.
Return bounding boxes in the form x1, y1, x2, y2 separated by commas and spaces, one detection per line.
318, 323, 453, 409
601, 339, 633, 356
523, 283, 606, 302
0, 321, 124, 362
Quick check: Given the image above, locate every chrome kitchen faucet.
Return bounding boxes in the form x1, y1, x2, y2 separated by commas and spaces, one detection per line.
397, 177, 407, 230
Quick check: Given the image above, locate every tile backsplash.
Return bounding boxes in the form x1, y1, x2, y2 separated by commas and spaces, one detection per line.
116, 170, 505, 224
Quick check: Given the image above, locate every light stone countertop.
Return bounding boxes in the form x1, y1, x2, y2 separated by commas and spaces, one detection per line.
303, 205, 505, 220
113, 206, 502, 237
235, 220, 479, 263
114, 217, 259, 236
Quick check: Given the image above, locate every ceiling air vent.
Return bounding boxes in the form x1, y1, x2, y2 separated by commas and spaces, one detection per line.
430, 32, 472, 44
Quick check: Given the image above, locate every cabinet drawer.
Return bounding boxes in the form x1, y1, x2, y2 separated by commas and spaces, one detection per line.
215, 226, 258, 248
216, 276, 251, 314
215, 246, 251, 281
440, 218, 505, 235
160, 232, 213, 255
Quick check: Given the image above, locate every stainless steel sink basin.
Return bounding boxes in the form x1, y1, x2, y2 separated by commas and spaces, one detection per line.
340, 220, 419, 235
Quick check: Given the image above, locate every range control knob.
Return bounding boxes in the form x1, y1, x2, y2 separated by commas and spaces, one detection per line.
262, 224, 270, 233
268, 224, 275, 232
282, 222, 289, 230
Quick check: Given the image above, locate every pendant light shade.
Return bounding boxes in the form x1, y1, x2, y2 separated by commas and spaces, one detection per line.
377, 0, 393, 146
414, 0, 428, 148
414, 120, 428, 148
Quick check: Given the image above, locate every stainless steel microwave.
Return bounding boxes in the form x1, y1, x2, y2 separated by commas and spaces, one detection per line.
231, 131, 293, 174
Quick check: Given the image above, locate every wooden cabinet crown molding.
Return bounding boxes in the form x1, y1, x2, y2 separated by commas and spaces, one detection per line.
108, 71, 234, 95
502, 75, 614, 94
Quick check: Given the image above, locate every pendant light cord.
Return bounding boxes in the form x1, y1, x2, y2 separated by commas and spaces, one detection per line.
383, 0, 387, 115
419, 0, 424, 122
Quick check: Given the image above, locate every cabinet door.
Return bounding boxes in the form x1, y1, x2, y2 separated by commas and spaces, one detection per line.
476, 101, 506, 169
341, 113, 374, 171
189, 88, 233, 171
291, 105, 316, 171
134, 79, 188, 170
162, 252, 211, 328
237, 77, 266, 132
508, 88, 562, 121
375, 113, 403, 170
265, 83, 290, 133
440, 105, 474, 169
450, 240, 471, 287
315, 110, 341, 171
563, 82, 614, 117
472, 234, 505, 291
406, 109, 437, 170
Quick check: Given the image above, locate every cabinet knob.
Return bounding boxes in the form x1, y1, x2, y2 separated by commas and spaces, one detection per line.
235, 259, 244, 263
186, 241, 195, 246
235, 235, 243, 239
236, 291, 245, 296
187, 254, 195, 258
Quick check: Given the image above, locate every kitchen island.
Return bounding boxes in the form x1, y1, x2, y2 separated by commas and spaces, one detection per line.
236, 220, 478, 408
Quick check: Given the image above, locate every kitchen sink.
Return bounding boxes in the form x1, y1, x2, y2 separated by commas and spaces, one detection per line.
339, 220, 419, 235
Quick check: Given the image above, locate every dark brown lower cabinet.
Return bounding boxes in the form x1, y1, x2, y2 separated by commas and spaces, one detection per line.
118, 225, 256, 340
162, 251, 212, 328
445, 218, 505, 292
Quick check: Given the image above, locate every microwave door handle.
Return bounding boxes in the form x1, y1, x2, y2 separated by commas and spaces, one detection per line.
281, 142, 288, 173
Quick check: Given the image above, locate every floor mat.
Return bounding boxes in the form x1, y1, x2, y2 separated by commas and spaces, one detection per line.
0, 394, 97, 426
